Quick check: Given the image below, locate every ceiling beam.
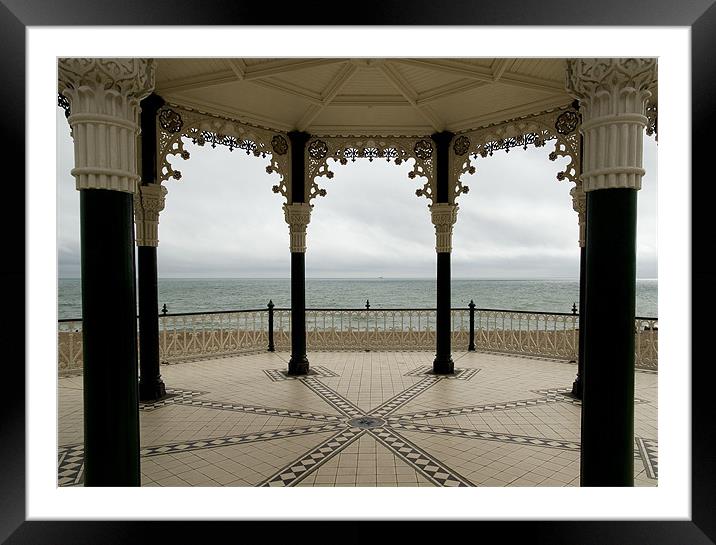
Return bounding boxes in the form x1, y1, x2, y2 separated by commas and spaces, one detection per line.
155, 70, 238, 94
491, 59, 512, 82
394, 58, 566, 94
296, 63, 359, 131
242, 58, 350, 81
393, 59, 495, 82
160, 94, 294, 132
416, 79, 489, 105
251, 79, 323, 105
378, 61, 443, 132
449, 95, 573, 133
225, 59, 246, 80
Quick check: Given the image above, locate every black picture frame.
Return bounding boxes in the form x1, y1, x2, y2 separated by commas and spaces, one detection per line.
3, 1, 712, 543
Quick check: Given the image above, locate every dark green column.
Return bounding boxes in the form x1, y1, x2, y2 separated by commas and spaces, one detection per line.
434, 251, 454, 373
137, 94, 167, 401
81, 189, 140, 486
572, 244, 587, 399
138, 245, 165, 400
431, 131, 455, 374
287, 131, 311, 375
580, 189, 637, 487
289, 252, 309, 374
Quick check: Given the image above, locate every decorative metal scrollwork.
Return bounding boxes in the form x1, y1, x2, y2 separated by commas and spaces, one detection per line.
58, 93, 70, 118
308, 140, 328, 160
158, 108, 183, 133
413, 140, 433, 160
555, 110, 579, 135
271, 135, 288, 155
646, 102, 657, 140
453, 135, 470, 157
452, 104, 581, 189
305, 137, 435, 204
156, 103, 290, 199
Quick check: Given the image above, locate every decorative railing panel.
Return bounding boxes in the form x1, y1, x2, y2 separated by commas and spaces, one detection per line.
57, 308, 657, 372
158, 310, 267, 363
473, 309, 579, 361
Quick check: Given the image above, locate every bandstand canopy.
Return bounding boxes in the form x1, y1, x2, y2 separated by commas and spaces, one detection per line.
155, 58, 588, 136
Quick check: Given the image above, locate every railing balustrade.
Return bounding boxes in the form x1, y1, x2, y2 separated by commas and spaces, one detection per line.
57, 304, 658, 372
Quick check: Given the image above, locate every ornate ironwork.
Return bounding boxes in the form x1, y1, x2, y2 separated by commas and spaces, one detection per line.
555, 110, 579, 135
58, 93, 70, 118
479, 133, 547, 156
646, 102, 657, 139
156, 103, 290, 199
453, 105, 581, 188
413, 139, 433, 160
305, 136, 435, 204
453, 135, 470, 156
158, 108, 183, 133
271, 134, 288, 155
58, 308, 657, 371
308, 140, 328, 160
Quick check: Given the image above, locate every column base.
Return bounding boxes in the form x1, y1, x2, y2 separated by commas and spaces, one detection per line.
288, 356, 309, 375
571, 374, 583, 400
432, 356, 454, 375
139, 379, 167, 402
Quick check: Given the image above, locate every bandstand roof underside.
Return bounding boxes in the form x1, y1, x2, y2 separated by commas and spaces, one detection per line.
155, 58, 586, 136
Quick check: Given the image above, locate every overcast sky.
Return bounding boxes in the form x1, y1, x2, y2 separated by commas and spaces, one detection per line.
57, 107, 658, 279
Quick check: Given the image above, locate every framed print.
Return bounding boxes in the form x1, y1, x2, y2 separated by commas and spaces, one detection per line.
4, 1, 714, 543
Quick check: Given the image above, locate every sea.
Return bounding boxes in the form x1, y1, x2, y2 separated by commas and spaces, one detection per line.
57, 278, 658, 320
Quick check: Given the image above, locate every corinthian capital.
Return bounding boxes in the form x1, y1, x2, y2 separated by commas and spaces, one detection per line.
134, 183, 167, 247
283, 203, 312, 253
566, 58, 657, 192
430, 203, 459, 253
58, 58, 156, 193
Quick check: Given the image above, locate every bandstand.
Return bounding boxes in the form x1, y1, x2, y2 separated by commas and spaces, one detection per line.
57, 58, 658, 488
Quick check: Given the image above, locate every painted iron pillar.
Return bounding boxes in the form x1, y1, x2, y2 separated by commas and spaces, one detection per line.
136, 93, 168, 401
286, 131, 312, 375
431, 131, 456, 374
567, 58, 657, 487
59, 58, 156, 486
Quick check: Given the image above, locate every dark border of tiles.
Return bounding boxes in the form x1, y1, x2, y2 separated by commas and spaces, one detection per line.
636, 437, 659, 479
404, 366, 481, 380
370, 427, 472, 487
263, 365, 340, 382
260, 428, 364, 487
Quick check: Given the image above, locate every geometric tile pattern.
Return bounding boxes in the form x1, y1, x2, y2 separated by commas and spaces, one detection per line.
164, 398, 342, 422
263, 365, 340, 382
370, 427, 472, 486
260, 428, 365, 486
369, 376, 441, 418
636, 437, 658, 479
404, 366, 481, 380
533, 387, 650, 406
301, 377, 364, 418
389, 421, 582, 451
139, 388, 208, 411
141, 423, 345, 457
57, 443, 84, 486
59, 352, 658, 487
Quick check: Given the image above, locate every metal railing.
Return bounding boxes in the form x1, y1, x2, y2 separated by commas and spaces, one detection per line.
57, 301, 658, 371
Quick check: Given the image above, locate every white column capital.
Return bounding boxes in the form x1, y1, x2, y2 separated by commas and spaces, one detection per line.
430, 203, 459, 253
134, 183, 167, 247
566, 58, 657, 192
570, 184, 587, 248
58, 58, 156, 194
283, 202, 312, 253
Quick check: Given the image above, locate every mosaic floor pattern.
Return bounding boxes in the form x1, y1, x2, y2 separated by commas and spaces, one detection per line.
58, 350, 658, 487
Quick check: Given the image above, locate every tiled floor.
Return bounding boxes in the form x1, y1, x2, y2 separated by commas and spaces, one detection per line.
58, 350, 658, 487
